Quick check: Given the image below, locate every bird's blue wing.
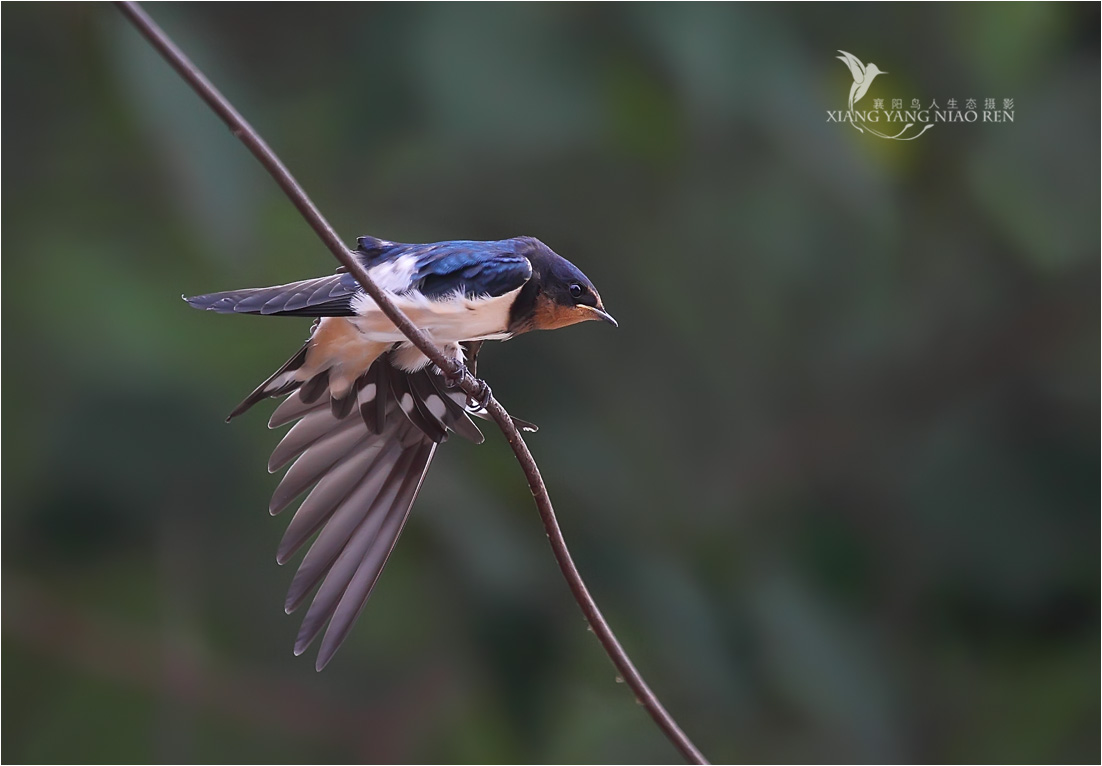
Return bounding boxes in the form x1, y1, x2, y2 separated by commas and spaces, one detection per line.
412, 241, 533, 299
186, 238, 534, 318
359, 238, 534, 299
184, 236, 413, 317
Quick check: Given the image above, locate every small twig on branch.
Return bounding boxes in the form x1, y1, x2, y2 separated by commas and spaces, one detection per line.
115, 3, 708, 763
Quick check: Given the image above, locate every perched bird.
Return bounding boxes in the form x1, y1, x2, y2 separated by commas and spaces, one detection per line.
186, 235, 616, 669
836, 50, 886, 107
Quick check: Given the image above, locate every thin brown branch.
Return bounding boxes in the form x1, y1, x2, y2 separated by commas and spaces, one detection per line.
115, 4, 708, 763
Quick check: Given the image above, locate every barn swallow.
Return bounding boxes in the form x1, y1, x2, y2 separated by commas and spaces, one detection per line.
186, 235, 615, 669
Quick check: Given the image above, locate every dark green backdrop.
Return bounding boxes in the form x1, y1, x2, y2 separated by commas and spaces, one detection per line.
3, 3, 1098, 763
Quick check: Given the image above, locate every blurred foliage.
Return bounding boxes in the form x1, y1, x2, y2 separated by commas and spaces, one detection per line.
3, 3, 1098, 763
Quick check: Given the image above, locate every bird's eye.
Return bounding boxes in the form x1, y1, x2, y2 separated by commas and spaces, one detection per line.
569, 283, 584, 299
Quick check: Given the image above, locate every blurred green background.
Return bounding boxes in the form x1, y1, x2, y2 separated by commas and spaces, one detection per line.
3, 3, 1098, 763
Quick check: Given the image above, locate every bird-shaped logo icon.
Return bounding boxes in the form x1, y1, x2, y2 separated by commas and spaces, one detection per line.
834, 50, 932, 140
836, 50, 886, 110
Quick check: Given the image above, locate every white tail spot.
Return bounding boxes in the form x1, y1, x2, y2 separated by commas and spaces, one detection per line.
425, 395, 447, 418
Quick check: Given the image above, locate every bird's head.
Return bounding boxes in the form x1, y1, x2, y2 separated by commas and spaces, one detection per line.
509, 238, 617, 333
866, 63, 887, 78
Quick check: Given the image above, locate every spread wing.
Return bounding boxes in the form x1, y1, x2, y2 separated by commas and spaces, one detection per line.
265, 344, 485, 670
184, 238, 533, 318
836, 50, 867, 82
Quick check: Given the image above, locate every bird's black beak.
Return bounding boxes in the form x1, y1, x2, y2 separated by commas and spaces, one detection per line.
580, 304, 618, 327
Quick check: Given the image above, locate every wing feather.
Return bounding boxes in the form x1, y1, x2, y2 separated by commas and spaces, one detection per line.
185, 238, 533, 320
291, 439, 424, 655
269, 387, 328, 428
241, 338, 497, 668
259, 349, 488, 668
314, 441, 436, 670
269, 417, 369, 514
282, 439, 409, 610
185, 273, 359, 317
276, 439, 397, 566
417, 369, 485, 444
268, 407, 345, 474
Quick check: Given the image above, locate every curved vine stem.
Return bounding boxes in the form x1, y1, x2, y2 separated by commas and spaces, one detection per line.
115, 4, 708, 763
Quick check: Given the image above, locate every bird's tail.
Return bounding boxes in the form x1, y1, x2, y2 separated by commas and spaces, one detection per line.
260, 341, 486, 670
227, 341, 312, 421
226, 317, 395, 422
227, 327, 486, 442
219, 334, 495, 668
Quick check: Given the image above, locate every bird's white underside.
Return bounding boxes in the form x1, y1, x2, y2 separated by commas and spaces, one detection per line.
339, 278, 522, 374
349, 285, 520, 346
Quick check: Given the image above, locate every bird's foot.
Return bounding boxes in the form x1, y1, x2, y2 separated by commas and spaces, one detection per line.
443, 362, 493, 410
442, 361, 467, 389
466, 378, 493, 411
